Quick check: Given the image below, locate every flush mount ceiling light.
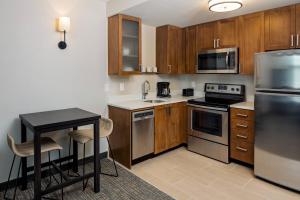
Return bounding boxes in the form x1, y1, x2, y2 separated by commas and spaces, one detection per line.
208, 0, 243, 12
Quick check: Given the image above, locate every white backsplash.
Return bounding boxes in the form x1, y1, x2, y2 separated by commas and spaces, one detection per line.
106, 74, 254, 103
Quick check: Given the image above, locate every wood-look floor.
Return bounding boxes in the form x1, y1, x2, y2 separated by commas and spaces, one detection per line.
131, 147, 300, 200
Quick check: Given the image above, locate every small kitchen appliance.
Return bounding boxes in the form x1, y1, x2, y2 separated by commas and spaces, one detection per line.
157, 82, 171, 98
187, 83, 245, 163
182, 88, 194, 97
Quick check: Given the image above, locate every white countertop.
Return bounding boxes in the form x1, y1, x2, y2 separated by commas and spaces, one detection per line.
231, 101, 254, 111
108, 95, 199, 110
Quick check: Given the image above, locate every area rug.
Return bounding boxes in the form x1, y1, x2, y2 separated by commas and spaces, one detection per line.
2, 159, 174, 200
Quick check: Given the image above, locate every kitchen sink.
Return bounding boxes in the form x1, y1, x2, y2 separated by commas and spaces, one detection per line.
143, 99, 167, 103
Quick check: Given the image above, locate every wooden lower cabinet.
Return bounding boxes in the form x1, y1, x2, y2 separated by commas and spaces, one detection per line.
155, 102, 187, 154
230, 108, 255, 165
109, 102, 188, 168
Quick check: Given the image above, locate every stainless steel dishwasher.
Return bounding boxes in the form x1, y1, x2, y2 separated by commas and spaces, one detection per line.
132, 109, 154, 161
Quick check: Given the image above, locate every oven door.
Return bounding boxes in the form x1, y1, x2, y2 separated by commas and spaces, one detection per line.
197, 48, 238, 74
189, 106, 229, 145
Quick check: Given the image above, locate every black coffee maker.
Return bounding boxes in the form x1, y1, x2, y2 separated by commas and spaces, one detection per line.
157, 82, 171, 97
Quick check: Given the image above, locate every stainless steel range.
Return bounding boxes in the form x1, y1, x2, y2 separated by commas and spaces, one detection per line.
187, 83, 245, 163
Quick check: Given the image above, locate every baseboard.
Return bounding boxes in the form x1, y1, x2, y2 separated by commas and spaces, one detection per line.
0, 151, 108, 191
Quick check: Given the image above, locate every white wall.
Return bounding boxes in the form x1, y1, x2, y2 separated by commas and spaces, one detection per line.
0, 0, 108, 183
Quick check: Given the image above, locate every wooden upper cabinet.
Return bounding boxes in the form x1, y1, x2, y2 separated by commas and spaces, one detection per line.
185, 26, 197, 74
197, 18, 238, 51
264, 6, 295, 51
239, 12, 264, 75
197, 22, 216, 51
216, 17, 239, 48
108, 14, 142, 75
156, 25, 185, 74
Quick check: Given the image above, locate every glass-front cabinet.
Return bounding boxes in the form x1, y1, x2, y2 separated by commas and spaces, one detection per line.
108, 14, 141, 75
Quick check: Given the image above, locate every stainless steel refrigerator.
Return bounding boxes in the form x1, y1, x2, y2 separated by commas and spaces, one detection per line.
255, 49, 300, 191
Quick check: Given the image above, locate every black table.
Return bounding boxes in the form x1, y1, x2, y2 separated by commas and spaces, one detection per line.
19, 108, 101, 200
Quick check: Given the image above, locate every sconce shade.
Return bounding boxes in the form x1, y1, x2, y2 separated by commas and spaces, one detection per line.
58, 17, 70, 32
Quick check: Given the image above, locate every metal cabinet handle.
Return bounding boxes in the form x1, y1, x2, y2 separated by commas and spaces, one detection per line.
236, 147, 248, 152
168, 65, 172, 73
237, 134, 248, 139
297, 34, 299, 47
236, 113, 248, 118
217, 39, 220, 48
213, 39, 216, 48
236, 124, 248, 128
291, 35, 294, 47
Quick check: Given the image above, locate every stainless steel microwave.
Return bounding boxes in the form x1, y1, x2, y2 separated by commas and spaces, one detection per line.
197, 48, 238, 74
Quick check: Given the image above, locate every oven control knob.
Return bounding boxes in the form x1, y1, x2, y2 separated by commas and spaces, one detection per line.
231, 88, 234, 91
236, 88, 240, 91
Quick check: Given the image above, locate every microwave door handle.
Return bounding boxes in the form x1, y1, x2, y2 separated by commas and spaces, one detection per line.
225, 51, 229, 67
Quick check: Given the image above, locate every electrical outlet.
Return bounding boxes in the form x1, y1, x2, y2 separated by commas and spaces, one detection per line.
120, 82, 125, 91
104, 83, 109, 92
191, 81, 196, 88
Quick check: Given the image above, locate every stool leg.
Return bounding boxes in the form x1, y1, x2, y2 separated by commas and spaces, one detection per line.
12, 159, 21, 200
58, 150, 63, 200
82, 143, 88, 191
107, 137, 118, 177
48, 152, 52, 184
67, 137, 71, 176
4, 155, 16, 199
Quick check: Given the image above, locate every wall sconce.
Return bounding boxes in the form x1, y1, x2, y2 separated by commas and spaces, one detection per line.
57, 17, 70, 50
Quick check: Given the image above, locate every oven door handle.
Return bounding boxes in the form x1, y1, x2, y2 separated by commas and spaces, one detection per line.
187, 104, 228, 112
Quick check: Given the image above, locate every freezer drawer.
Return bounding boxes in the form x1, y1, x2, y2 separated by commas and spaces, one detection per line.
255, 92, 300, 191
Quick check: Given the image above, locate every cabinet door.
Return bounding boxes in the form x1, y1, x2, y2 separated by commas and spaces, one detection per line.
168, 26, 179, 74
296, 4, 300, 49
197, 22, 216, 51
177, 28, 186, 74
156, 26, 169, 73
154, 106, 169, 154
185, 26, 197, 74
216, 17, 239, 48
239, 12, 264, 75
264, 6, 295, 51
169, 103, 188, 147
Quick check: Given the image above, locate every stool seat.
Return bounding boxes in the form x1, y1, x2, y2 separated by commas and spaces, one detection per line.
68, 118, 113, 144
7, 135, 63, 158
68, 129, 93, 144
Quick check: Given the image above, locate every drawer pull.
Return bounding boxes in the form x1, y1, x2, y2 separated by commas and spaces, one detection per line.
236, 124, 248, 128
236, 147, 248, 152
236, 113, 248, 118
237, 134, 248, 139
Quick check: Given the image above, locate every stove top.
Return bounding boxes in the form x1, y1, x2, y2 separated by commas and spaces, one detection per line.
188, 83, 245, 110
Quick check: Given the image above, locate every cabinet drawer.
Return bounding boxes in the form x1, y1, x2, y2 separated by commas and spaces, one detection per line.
231, 108, 254, 121
231, 118, 254, 133
231, 128, 254, 143
230, 139, 254, 165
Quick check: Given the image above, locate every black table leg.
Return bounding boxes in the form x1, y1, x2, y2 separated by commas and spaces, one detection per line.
93, 120, 100, 193
21, 122, 28, 190
34, 131, 42, 200
72, 126, 79, 172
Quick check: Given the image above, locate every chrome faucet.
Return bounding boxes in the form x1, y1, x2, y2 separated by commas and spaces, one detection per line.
142, 80, 150, 100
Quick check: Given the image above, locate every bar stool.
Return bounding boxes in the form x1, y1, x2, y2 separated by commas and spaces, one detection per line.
67, 118, 118, 190
4, 134, 64, 200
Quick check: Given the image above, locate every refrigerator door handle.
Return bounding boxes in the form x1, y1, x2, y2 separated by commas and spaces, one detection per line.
256, 91, 300, 97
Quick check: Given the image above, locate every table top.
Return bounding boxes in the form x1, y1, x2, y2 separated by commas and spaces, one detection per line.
20, 108, 101, 132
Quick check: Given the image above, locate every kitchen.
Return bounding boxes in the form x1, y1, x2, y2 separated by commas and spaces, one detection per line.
106, 0, 300, 199
1, 0, 300, 200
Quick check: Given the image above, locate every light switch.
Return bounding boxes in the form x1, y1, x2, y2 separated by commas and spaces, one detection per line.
104, 83, 110, 92
120, 82, 125, 91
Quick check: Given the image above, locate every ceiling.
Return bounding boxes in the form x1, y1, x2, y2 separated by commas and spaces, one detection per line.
121, 0, 300, 27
